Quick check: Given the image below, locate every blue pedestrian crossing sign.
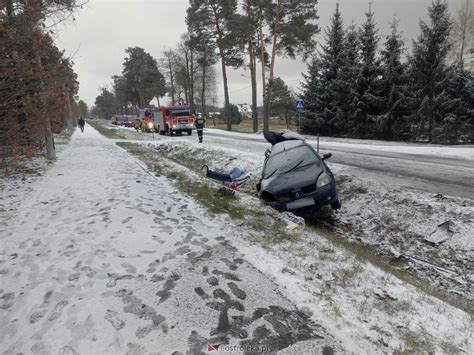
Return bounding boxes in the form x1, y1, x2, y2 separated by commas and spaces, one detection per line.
296, 99, 304, 110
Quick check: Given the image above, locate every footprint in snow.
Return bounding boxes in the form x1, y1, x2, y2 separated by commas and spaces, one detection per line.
105, 309, 126, 330
135, 325, 153, 339
30, 309, 47, 324
48, 300, 69, 321
67, 272, 81, 282
80, 266, 97, 278
0, 292, 15, 309
58, 345, 79, 355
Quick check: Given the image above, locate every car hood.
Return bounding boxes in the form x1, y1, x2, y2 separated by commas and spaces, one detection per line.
261, 164, 323, 194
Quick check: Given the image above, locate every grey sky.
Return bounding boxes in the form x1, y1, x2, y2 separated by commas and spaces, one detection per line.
55, 0, 464, 108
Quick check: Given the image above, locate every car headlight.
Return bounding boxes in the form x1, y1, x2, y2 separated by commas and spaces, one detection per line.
172, 125, 176, 128
316, 172, 331, 188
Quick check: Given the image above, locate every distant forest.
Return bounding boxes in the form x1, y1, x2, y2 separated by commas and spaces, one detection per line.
300, 1, 473, 144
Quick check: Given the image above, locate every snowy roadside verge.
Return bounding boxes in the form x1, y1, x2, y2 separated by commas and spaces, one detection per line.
136, 137, 473, 313
115, 140, 473, 353
100, 121, 473, 312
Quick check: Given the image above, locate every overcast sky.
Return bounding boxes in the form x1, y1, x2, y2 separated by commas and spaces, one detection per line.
54, 0, 464, 108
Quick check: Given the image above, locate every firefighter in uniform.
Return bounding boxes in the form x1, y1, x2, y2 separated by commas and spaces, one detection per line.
194, 113, 206, 143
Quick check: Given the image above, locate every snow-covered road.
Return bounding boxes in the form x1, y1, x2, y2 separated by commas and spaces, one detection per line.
203, 130, 474, 199
0, 128, 340, 354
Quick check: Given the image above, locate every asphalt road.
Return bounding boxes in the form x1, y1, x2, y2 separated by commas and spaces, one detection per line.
204, 130, 474, 200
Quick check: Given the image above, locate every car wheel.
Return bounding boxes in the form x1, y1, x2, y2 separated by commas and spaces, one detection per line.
187, 130, 192, 135
331, 199, 341, 210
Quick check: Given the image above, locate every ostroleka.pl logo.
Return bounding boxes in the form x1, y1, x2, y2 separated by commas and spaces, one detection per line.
208, 344, 270, 352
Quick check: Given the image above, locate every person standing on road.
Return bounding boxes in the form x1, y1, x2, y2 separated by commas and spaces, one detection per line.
194, 113, 206, 143
78, 117, 85, 133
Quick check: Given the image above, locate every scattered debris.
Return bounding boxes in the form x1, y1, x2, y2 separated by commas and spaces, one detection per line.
215, 187, 235, 197
373, 288, 398, 301
425, 220, 455, 245
281, 212, 305, 231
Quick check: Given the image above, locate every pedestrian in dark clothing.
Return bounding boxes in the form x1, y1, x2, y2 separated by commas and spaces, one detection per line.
194, 113, 206, 143
78, 117, 85, 133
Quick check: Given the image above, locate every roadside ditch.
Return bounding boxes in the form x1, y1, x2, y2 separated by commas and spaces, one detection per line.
116, 139, 473, 316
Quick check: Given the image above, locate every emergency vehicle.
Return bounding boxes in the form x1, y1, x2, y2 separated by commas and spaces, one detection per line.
154, 105, 195, 135
112, 114, 134, 127
139, 108, 155, 133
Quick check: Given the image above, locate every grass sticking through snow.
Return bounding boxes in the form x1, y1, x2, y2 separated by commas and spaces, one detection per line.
88, 120, 127, 139
117, 142, 245, 220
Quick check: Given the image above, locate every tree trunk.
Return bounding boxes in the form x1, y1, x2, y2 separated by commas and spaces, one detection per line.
190, 48, 195, 112
36, 52, 55, 161
66, 95, 73, 130
201, 61, 207, 116
459, 0, 471, 63
6, 0, 13, 19
265, 0, 283, 132
212, 6, 231, 131
258, 10, 267, 131
219, 47, 231, 131
44, 116, 55, 160
248, 35, 258, 133
168, 56, 175, 104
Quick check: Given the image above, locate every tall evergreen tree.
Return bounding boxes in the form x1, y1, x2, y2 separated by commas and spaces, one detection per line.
436, 63, 474, 143
352, 4, 382, 138
335, 22, 359, 135
376, 16, 410, 140
410, 0, 452, 142
122, 47, 166, 108
301, 3, 344, 136
301, 57, 324, 134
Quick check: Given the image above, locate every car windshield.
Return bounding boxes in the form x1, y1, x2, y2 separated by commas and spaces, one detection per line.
171, 109, 190, 117
262, 144, 320, 179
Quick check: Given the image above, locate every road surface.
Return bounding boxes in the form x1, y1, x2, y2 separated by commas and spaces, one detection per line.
204, 130, 474, 200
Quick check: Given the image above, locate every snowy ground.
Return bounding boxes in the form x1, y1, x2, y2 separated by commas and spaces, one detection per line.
0, 123, 472, 354
105, 123, 473, 313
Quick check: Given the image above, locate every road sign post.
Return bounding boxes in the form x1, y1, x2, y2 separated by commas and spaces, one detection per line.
296, 99, 304, 134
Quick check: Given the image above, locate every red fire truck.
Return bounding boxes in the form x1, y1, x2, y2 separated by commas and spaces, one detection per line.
154, 105, 195, 136
112, 114, 135, 127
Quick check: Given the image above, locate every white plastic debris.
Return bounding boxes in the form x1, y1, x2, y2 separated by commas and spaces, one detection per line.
425, 220, 455, 245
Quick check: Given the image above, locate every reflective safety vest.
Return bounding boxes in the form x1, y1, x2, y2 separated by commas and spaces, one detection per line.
195, 116, 206, 126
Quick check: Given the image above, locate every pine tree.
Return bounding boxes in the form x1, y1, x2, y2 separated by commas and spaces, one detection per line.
410, 0, 452, 142
336, 23, 359, 136
301, 57, 324, 134
301, 3, 345, 136
352, 4, 382, 138
437, 64, 474, 143
376, 16, 410, 141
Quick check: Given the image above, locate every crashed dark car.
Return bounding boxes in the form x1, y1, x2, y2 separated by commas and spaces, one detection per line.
256, 132, 340, 214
